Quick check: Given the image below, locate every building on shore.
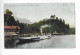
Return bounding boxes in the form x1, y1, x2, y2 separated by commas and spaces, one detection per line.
4, 26, 20, 36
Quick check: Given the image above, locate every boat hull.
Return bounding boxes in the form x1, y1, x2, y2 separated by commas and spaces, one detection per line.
17, 37, 40, 43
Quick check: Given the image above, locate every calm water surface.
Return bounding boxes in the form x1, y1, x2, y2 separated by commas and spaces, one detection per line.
15, 35, 75, 48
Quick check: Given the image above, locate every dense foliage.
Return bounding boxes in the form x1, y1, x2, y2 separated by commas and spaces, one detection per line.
4, 9, 74, 34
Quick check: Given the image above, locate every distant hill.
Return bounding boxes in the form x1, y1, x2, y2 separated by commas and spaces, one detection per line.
14, 17, 33, 24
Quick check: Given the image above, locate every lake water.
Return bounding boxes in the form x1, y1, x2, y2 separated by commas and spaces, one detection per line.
15, 35, 75, 48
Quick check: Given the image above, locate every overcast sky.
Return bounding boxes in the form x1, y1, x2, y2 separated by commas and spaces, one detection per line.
4, 3, 75, 28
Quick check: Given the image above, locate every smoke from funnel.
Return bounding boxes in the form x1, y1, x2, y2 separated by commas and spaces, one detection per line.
41, 24, 51, 28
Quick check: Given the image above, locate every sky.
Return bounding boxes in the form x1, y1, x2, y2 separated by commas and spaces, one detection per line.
4, 3, 75, 28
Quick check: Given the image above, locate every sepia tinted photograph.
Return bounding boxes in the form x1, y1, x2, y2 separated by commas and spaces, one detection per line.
4, 3, 75, 48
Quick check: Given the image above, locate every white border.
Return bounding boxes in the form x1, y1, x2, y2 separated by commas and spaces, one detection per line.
0, 0, 80, 55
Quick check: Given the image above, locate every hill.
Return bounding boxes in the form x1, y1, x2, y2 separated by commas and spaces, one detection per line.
14, 17, 32, 24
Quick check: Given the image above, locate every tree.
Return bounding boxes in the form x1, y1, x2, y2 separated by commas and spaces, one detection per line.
15, 27, 18, 34
7, 16, 15, 26
19, 23, 25, 34
63, 19, 65, 24
5, 9, 13, 16
4, 9, 16, 26
50, 15, 56, 19
56, 17, 58, 20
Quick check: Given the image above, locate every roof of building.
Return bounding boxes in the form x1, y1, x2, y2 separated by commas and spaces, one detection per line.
4, 26, 20, 29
